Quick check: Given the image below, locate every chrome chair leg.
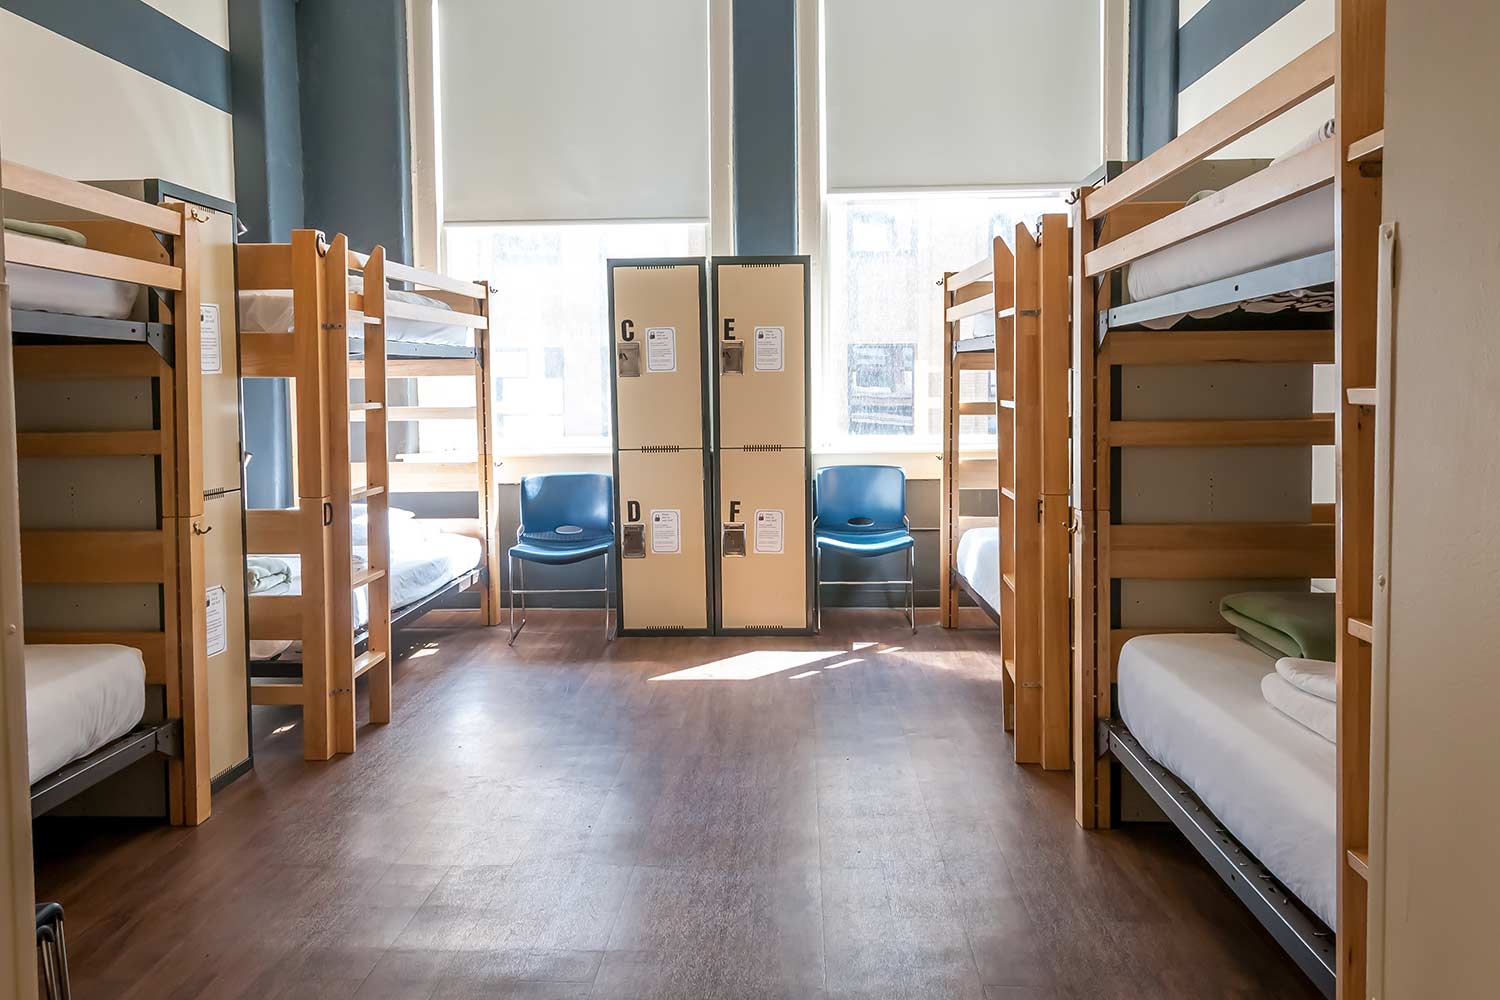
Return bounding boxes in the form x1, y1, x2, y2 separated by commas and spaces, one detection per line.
602, 549, 613, 642
814, 544, 822, 633
508, 554, 527, 645
907, 544, 917, 633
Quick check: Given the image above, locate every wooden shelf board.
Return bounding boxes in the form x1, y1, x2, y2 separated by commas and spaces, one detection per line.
1348, 129, 1385, 162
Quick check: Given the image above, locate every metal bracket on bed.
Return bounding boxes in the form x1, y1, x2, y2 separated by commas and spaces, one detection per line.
30, 719, 183, 818
1102, 718, 1337, 998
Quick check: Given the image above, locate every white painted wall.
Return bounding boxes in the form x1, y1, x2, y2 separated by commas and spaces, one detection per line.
0, 6, 234, 201
1378, 1, 1500, 994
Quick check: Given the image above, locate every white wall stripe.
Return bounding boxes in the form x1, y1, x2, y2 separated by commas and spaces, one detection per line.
1179, 0, 1214, 28
140, 0, 229, 49
1177, 0, 1333, 158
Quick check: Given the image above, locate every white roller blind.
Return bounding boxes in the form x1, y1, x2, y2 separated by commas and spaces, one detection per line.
825, 0, 1102, 191
438, 0, 709, 223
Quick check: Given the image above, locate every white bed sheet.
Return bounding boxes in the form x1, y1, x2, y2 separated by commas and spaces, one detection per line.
9, 263, 142, 321
250, 529, 483, 660
238, 288, 472, 347
954, 526, 1001, 613
26, 644, 146, 784
1117, 633, 1336, 926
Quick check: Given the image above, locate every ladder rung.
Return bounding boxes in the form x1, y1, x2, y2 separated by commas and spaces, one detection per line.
250, 680, 304, 706
1002, 573, 1016, 592
351, 402, 383, 411
353, 650, 387, 679
352, 566, 386, 589
347, 311, 382, 328
998, 399, 1016, 410
1003, 657, 1016, 681
1346, 387, 1377, 406
351, 485, 385, 501
1346, 616, 1373, 643
958, 401, 996, 417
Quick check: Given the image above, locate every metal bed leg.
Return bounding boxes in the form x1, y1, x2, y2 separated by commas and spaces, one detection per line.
602, 549, 613, 642
508, 554, 526, 645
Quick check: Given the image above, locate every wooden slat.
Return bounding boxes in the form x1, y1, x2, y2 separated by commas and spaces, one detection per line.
16, 430, 162, 457
384, 260, 487, 299
350, 357, 475, 378
352, 650, 387, 679
956, 351, 995, 368
22, 630, 168, 686
351, 566, 386, 589
355, 461, 484, 493
1312, 502, 1335, 524
958, 401, 996, 417
1084, 35, 1336, 219
386, 299, 487, 329
945, 256, 993, 292
1346, 387, 1377, 406
1347, 130, 1384, 162
1085, 140, 1336, 277
1103, 329, 1336, 366
236, 243, 294, 290
1347, 847, 1371, 879
350, 485, 385, 501
245, 508, 303, 553
945, 292, 994, 323
1109, 416, 1335, 447
1109, 522, 1335, 579
1347, 616, 1373, 643
1, 159, 183, 234
250, 680, 305, 707
249, 594, 303, 640
20, 530, 165, 583
13, 343, 167, 380
349, 402, 383, 411
240, 333, 298, 377
7, 233, 183, 290
351, 406, 475, 422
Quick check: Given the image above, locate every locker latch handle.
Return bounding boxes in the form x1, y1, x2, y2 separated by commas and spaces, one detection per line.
722, 522, 747, 557
621, 523, 647, 559
720, 341, 744, 375
617, 342, 642, 378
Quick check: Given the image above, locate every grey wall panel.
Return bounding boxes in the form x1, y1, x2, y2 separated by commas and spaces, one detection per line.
1178, 0, 1308, 91
1121, 446, 1311, 523
1119, 578, 1310, 629
229, 0, 305, 243
1129, 0, 1180, 158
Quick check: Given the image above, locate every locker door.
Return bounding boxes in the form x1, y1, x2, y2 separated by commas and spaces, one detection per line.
616, 449, 710, 630
610, 262, 705, 450
718, 448, 808, 630
201, 490, 249, 778
199, 208, 243, 495
715, 261, 807, 449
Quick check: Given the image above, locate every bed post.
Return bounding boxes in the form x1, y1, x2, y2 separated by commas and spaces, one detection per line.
1038, 214, 1072, 771
324, 234, 359, 755
1334, 1, 1385, 995
166, 203, 211, 825
362, 247, 394, 725
939, 271, 958, 628
475, 280, 500, 626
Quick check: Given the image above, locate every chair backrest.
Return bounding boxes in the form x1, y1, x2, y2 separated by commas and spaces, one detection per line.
518, 473, 613, 542
815, 465, 907, 533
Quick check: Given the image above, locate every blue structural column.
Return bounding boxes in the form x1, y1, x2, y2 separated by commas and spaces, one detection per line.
296, 0, 413, 263
1129, 0, 1180, 159
732, 0, 799, 255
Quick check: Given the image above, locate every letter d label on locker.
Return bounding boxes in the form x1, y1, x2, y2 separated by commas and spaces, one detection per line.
712, 256, 812, 634
608, 259, 713, 634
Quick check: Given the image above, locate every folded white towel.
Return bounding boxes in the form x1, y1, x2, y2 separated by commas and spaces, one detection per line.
1275, 657, 1337, 703
1262, 672, 1336, 743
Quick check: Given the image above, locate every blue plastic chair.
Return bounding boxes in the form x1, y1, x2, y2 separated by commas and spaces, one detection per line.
813, 465, 916, 633
508, 473, 615, 643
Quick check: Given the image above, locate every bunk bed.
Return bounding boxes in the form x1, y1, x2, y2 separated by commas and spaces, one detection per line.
1, 157, 211, 825
238, 232, 496, 760
1071, 9, 1385, 995
939, 216, 1071, 769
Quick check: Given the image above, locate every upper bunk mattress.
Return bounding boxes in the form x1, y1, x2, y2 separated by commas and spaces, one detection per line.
8, 263, 142, 321
26, 643, 147, 784
238, 288, 473, 348
955, 525, 1001, 614
1117, 632, 1336, 926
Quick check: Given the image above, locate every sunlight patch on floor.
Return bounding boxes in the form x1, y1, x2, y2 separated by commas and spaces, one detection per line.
649, 649, 834, 682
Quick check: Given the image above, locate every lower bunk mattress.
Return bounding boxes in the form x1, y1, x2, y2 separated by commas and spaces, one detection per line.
238, 288, 472, 348
954, 526, 1001, 617
249, 527, 483, 661
9, 263, 142, 321
26, 644, 146, 784
1117, 632, 1336, 926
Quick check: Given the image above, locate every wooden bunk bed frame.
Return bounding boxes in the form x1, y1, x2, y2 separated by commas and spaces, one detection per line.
939, 217, 1071, 770
240, 232, 496, 761
1, 158, 211, 825
1070, 5, 1385, 995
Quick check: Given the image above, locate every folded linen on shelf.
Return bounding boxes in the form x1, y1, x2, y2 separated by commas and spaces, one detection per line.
1220, 591, 1337, 661
1261, 671, 1336, 743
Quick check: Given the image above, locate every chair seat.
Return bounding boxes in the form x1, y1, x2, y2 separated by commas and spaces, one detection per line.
509, 537, 613, 565
815, 528, 914, 556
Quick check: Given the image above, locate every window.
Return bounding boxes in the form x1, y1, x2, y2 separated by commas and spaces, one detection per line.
443, 222, 708, 453
819, 192, 1070, 450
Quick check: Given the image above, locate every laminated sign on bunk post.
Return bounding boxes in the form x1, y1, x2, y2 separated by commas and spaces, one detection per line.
711, 256, 813, 634
607, 258, 714, 634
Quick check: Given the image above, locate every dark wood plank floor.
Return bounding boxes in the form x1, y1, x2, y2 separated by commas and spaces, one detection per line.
34, 610, 1321, 999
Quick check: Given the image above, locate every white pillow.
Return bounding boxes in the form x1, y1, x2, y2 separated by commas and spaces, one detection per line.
352, 505, 415, 545
1274, 656, 1337, 703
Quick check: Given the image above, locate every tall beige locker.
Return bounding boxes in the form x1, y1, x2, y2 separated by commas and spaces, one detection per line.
711, 257, 811, 633
608, 259, 713, 634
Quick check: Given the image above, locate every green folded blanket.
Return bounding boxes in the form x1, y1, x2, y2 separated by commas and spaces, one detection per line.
1220, 591, 1337, 661
3, 218, 86, 247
